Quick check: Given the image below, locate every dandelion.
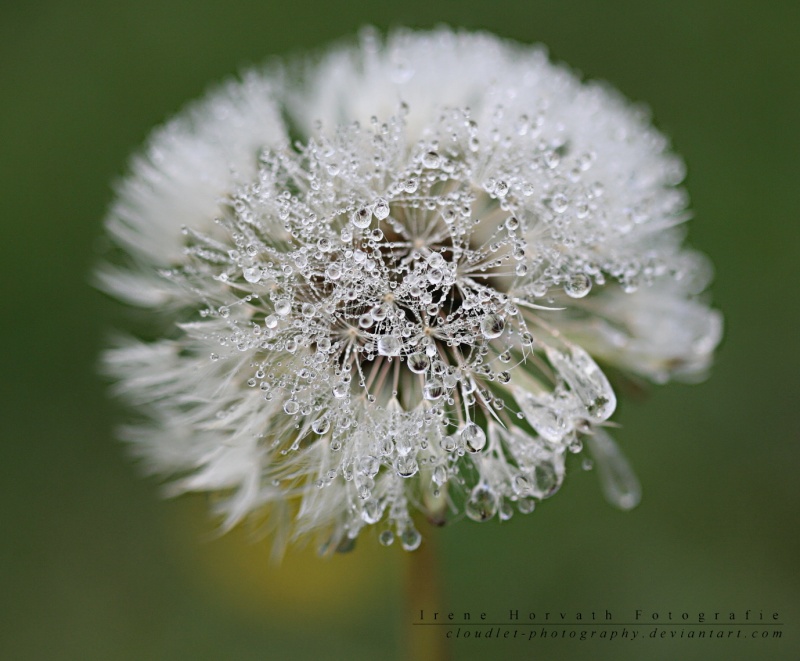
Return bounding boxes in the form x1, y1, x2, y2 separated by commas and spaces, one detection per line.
99, 28, 722, 554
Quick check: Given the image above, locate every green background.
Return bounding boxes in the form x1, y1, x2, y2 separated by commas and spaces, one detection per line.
2, 1, 798, 660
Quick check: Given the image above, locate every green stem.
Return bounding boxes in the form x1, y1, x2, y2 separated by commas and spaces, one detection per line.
406, 532, 449, 661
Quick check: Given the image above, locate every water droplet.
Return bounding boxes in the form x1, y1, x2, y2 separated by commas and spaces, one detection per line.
512, 474, 531, 495
552, 193, 569, 213
427, 252, 445, 269
322, 263, 340, 281
441, 208, 456, 224
461, 423, 486, 453
407, 352, 430, 374
426, 268, 444, 285
495, 180, 509, 197
351, 206, 372, 229
440, 435, 456, 452
373, 198, 390, 220
465, 484, 498, 521
545, 344, 616, 421
586, 428, 641, 510
423, 378, 445, 401
534, 462, 560, 498
354, 457, 377, 480
377, 335, 401, 356
432, 465, 447, 486
371, 303, 389, 321
312, 418, 330, 434
379, 529, 394, 546
243, 267, 262, 283
400, 527, 422, 551
361, 499, 382, 524
498, 500, 513, 521
394, 455, 418, 478
480, 313, 505, 339
422, 151, 441, 168
274, 299, 291, 316
283, 400, 299, 415
514, 388, 571, 443
564, 273, 592, 298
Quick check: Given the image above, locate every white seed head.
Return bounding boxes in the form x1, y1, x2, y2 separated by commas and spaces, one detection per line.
99, 28, 721, 555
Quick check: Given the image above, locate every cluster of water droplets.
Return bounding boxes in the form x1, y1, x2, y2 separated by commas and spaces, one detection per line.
161, 101, 667, 550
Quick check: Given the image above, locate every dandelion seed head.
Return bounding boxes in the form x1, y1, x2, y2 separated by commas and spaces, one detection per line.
100, 28, 721, 554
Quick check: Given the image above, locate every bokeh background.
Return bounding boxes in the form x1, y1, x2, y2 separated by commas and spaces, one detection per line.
2, 1, 798, 660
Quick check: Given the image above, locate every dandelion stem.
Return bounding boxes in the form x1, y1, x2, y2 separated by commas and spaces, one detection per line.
405, 532, 449, 661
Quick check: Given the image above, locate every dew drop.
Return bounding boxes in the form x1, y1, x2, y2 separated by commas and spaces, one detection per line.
351, 206, 372, 229
427, 268, 444, 285
534, 462, 560, 498
312, 418, 330, 434
243, 267, 262, 283
407, 352, 430, 374
498, 500, 514, 521
371, 303, 389, 321
564, 273, 592, 298
465, 484, 498, 521
544, 344, 616, 421
394, 455, 418, 478
512, 474, 531, 495
514, 389, 570, 443
440, 435, 456, 452
423, 378, 445, 401
480, 313, 505, 339
400, 527, 422, 551
377, 335, 402, 356
373, 198, 390, 220
441, 208, 456, 224
422, 151, 441, 168
461, 423, 486, 453
586, 428, 641, 511
361, 499, 382, 524
283, 400, 300, 415
552, 193, 569, 213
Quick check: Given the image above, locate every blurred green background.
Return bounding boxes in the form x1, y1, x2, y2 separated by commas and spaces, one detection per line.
2, 1, 798, 660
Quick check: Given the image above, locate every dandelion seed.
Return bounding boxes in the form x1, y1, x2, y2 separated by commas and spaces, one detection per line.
98, 28, 722, 555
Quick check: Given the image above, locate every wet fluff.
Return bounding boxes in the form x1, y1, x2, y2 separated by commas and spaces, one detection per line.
99, 28, 722, 554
